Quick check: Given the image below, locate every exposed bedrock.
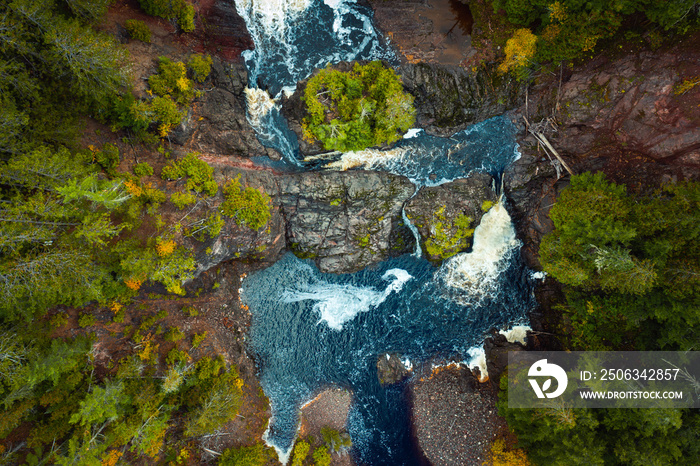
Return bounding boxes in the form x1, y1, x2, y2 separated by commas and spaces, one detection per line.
193, 0, 255, 62
397, 62, 525, 136
175, 57, 281, 158
185, 162, 417, 275
277, 170, 416, 274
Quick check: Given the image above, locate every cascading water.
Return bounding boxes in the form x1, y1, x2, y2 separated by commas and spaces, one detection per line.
401, 204, 422, 258
244, 88, 301, 163
236, 0, 394, 164
233, 0, 534, 463
437, 201, 520, 306
235, 0, 392, 96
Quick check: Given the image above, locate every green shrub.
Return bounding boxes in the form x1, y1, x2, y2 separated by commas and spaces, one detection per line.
150, 95, 184, 137
220, 175, 271, 230
133, 162, 154, 177
166, 347, 190, 366
95, 143, 120, 172
113, 309, 125, 324
291, 440, 310, 466
148, 57, 195, 105
185, 370, 243, 436
312, 446, 332, 466
164, 326, 185, 342
161, 152, 217, 196
182, 305, 198, 317
78, 313, 96, 327
185, 212, 224, 240
321, 426, 352, 453
303, 61, 416, 152
219, 442, 271, 466
50, 312, 69, 329
423, 207, 474, 260
140, 184, 167, 206
124, 19, 152, 43
191, 331, 207, 348
108, 93, 151, 134
170, 191, 197, 209
188, 54, 212, 83
177, 2, 195, 33
137, 0, 195, 32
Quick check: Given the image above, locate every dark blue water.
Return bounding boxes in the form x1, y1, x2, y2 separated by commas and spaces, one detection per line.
328, 117, 520, 187
242, 249, 535, 463
236, 0, 395, 162
238, 0, 394, 96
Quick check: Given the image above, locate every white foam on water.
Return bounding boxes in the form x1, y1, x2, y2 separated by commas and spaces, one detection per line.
282, 269, 413, 330
236, 0, 312, 37
402, 206, 422, 258
244, 87, 278, 129
466, 346, 488, 381
402, 357, 413, 371
262, 422, 293, 464
499, 325, 530, 345
438, 201, 520, 304
403, 128, 423, 139
531, 270, 546, 280
325, 147, 409, 171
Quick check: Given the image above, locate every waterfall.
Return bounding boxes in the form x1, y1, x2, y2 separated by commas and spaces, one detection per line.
402, 206, 422, 258
437, 201, 520, 305
499, 324, 531, 345
244, 88, 300, 163
234, 1, 535, 463
325, 146, 409, 172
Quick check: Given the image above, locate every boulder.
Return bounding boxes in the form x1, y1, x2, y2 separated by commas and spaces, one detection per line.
409, 364, 506, 465
377, 353, 411, 385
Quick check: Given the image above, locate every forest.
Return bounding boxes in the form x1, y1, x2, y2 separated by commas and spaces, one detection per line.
0, 0, 698, 464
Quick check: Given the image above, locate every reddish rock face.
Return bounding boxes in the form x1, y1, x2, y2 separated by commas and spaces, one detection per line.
194, 0, 254, 62
554, 52, 700, 161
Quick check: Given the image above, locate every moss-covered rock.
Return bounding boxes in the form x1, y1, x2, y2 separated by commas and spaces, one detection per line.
405, 173, 498, 263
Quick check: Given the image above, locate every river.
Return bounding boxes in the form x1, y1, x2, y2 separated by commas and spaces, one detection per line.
234, 0, 535, 463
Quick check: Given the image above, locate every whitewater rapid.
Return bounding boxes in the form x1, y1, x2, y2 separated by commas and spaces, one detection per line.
282, 268, 413, 330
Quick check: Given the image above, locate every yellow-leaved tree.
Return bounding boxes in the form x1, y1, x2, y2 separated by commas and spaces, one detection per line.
498, 28, 537, 74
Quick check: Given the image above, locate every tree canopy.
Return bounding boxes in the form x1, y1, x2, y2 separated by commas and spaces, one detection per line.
540, 172, 700, 350
302, 61, 416, 152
